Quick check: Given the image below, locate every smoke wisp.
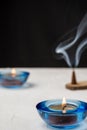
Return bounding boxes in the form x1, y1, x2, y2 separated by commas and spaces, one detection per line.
55, 13, 87, 67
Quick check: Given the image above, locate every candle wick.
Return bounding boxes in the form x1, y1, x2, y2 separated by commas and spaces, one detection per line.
62, 105, 67, 114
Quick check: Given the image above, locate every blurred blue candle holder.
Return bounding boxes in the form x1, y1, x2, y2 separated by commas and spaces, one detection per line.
36, 99, 87, 129
0, 68, 30, 88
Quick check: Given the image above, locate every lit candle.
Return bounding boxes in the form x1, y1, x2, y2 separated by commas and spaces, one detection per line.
49, 97, 77, 113
36, 99, 87, 128
0, 68, 29, 87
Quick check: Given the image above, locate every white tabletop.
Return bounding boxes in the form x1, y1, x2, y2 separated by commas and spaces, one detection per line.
0, 68, 87, 130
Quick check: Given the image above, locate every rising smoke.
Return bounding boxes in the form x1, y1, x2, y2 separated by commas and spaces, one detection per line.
55, 13, 87, 67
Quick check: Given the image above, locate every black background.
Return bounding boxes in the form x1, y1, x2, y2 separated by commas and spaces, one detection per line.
1, 0, 87, 67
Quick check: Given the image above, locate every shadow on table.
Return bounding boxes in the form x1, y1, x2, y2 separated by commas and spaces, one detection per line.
0, 82, 37, 90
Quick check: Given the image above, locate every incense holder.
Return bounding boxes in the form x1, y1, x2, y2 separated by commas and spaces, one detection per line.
66, 81, 87, 90
66, 70, 87, 90
36, 99, 87, 129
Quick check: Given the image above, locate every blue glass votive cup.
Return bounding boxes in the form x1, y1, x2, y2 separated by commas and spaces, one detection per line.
0, 69, 30, 88
36, 99, 87, 129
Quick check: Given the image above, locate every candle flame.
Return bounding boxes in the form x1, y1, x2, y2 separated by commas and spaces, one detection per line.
62, 97, 67, 113
62, 97, 66, 106
11, 68, 16, 77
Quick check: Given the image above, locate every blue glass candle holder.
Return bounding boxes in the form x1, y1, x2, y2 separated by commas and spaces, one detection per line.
36, 99, 87, 129
0, 69, 30, 88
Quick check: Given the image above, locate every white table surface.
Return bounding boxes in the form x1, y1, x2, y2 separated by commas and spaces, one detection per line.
0, 68, 87, 130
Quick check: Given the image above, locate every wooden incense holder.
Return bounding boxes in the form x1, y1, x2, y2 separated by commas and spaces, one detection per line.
66, 70, 87, 90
